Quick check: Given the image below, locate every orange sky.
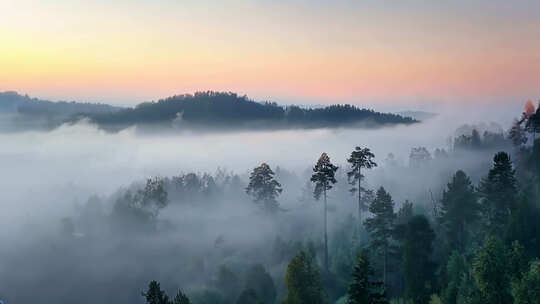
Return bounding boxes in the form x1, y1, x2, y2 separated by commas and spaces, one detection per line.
1, 0, 539, 106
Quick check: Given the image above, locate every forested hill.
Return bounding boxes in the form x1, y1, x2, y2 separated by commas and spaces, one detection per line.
0, 91, 417, 132
0, 91, 121, 131
0, 91, 120, 116
84, 91, 417, 131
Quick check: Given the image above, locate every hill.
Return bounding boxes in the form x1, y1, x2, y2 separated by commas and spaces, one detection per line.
85, 91, 417, 131
0, 91, 417, 132
0, 91, 121, 131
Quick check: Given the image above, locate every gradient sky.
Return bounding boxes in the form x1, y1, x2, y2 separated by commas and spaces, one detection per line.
1, 0, 539, 107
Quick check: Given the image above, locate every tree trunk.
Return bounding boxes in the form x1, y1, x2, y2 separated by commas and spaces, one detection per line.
358, 167, 362, 227
324, 186, 328, 273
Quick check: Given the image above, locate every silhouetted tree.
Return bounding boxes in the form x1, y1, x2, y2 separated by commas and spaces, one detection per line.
478, 152, 517, 237
364, 187, 395, 285
311, 152, 338, 272
347, 147, 377, 226
439, 170, 479, 252
142, 281, 170, 304
246, 163, 283, 214
346, 250, 389, 304
402, 215, 435, 304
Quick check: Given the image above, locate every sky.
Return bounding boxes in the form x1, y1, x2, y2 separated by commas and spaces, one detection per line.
1, 0, 539, 108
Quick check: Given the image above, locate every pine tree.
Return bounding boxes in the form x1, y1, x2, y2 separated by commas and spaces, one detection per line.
478, 152, 517, 237
364, 187, 395, 285
311, 152, 338, 273
142, 281, 171, 304
347, 147, 377, 227
283, 251, 324, 304
402, 215, 435, 304
439, 170, 479, 252
346, 250, 389, 304
246, 163, 283, 214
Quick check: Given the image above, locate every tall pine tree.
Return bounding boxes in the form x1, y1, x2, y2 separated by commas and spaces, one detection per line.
311, 152, 338, 273
347, 147, 377, 226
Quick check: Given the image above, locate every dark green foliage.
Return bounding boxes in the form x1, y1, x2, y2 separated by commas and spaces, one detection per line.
311, 153, 339, 200
245, 266, 275, 304
236, 288, 259, 304
442, 251, 467, 304
507, 188, 540, 258
311, 152, 339, 272
347, 147, 377, 224
83, 91, 416, 131
512, 259, 540, 304
472, 236, 511, 304
142, 281, 170, 304
478, 152, 517, 237
173, 290, 191, 304
346, 250, 389, 304
244, 264, 276, 304
456, 270, 482, 304
364, 187, 395, 285
246, 163, 283, 214
439, 170, 479, 252
283, 251, 324, 304
402, 215, 435, 304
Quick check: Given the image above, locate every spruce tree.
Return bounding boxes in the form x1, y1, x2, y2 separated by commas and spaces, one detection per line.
402, 215, 435, 304
346, 250, 389, 304
439, 170, 479, 252
364, 187, 395, 285
246, 163, 283, 214
142, 281, 171, 304
283, 251, 324, 304
311, 152, 338, 273
347, 147, 377, 226
478, 152, 517, 237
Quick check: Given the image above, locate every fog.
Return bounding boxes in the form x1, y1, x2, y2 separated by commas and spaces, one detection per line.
0, 107, 517, 303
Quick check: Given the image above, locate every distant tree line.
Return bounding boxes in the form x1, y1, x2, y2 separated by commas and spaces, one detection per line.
84, 91, 417, 131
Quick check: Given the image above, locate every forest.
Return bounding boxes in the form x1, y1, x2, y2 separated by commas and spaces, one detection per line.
0, 91, 416, 133
1, 101, 539, 304
85, 91, 416, 132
